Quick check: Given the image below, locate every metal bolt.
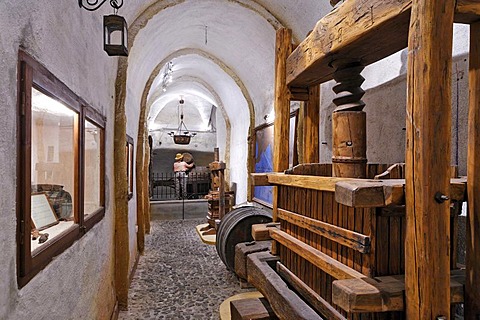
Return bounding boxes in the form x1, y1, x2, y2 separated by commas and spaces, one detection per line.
434, 192, 449, 203
436, 316, 447, 320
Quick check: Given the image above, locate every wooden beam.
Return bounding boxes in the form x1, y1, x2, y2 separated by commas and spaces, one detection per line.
246, 251, 322, 320
277, 262, 347, 320
456, 0, 480, 23
286, 0, 480, 87
303, 85, 320, 163
270, 228, 365, 279
336, 178, 466, 207
405, 0, 454, 318
235, 241, 271, 280
332, 270, 465, 313
250, 173, 270, 186
335, 179, 404, 208
268, 173, 357, 192
466, 20, 480, 320
230, 298, 276, 320
289, 86, 309, 101
252, 223, 280, 241
277, 208, 370, 253
284, 163, 332, 176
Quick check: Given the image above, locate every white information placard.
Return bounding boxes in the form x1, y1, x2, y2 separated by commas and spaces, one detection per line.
31, 193, 58, 230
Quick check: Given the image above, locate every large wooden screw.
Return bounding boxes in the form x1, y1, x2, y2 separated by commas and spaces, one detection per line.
331, 59, 367, 178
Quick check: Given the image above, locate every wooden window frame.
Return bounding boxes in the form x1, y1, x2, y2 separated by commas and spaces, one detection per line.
251, 110, 298, 208
126, 134, 134, 200
16, 50, 106, 287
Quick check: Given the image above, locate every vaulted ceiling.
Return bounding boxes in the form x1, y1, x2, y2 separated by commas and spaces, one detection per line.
121, 0, 332, 133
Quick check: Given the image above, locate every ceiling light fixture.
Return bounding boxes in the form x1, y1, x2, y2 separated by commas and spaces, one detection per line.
78, 0, 128, 56
161, 61, 173, 92
168, 98, 197, 145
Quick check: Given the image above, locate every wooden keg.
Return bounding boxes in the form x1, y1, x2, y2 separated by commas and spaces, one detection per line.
182, 152, 194, 164
215, 206, 272, 272
332, 110, 367, 178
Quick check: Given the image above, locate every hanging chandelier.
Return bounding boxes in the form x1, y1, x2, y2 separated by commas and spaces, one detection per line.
168, 98, 196, 145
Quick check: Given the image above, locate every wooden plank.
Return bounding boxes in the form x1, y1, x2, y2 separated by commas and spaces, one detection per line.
270, 228, 364, 280
466, 20, 480, 320
246, 251, 323, 320
284, 163, 332, 176
405, 0, 454, 318
251, 173, 270, 186
286, 0, 480, 87
335, 178, 466, 207
278, 208, 370, 253
230, 298, 277, 320
252, 223, 280, 241
277, 262, 346, 320
268, 173, 360, 192
303, 85, 320, 163
335, 180, 399, 208
235, 241, 272, 280
332, 270, 465, 313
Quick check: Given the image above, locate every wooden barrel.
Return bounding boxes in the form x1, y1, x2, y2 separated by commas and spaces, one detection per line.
216, 206, 272, 272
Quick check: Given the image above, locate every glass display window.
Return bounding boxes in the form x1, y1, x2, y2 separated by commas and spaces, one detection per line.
17, 50, 106, 287
84, 119, 105, 218
30, 87, 78, 252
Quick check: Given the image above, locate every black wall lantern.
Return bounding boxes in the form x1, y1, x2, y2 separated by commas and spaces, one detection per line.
104, 15, 128, 56
79, 0, 128, 56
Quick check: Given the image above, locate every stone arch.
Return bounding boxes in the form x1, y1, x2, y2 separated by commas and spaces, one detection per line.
113, 0, 291, 308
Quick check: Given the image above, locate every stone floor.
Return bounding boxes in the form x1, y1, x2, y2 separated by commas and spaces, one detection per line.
118, 218, 251, 320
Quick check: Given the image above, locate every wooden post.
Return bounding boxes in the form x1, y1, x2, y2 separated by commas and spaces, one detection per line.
272, 28, 292, 255
135, 132, 145, 254
405, 0, 454, 318
114, 77, 130, 310
143, 135, 151, 235
466, 20, 480, 320
216, 148, 227, 220
303, 85, 320, 163
273, 27, 292, 193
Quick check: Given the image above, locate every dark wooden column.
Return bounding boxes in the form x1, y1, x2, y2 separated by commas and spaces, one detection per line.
303, 85, 320, 163
466, 20, 480, 320
405, 0, 454, 318
135, 133, 145, 254
272, 28, 292, 254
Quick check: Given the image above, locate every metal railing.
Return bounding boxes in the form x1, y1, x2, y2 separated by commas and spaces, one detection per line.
150, 172, 211, 201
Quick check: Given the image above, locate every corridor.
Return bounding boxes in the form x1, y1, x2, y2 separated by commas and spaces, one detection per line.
118, 218, 249, 320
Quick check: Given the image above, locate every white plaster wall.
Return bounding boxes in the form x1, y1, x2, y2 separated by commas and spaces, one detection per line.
0, 1, 117, 319
216, 110, 228, 163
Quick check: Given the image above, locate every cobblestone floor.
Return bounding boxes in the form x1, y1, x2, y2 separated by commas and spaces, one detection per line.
118, 218, 250, 320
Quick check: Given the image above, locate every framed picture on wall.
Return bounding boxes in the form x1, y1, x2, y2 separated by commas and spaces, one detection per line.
252, 110, 298, 207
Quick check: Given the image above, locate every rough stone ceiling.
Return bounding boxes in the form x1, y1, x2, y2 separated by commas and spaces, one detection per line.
123, 0, 331, 131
